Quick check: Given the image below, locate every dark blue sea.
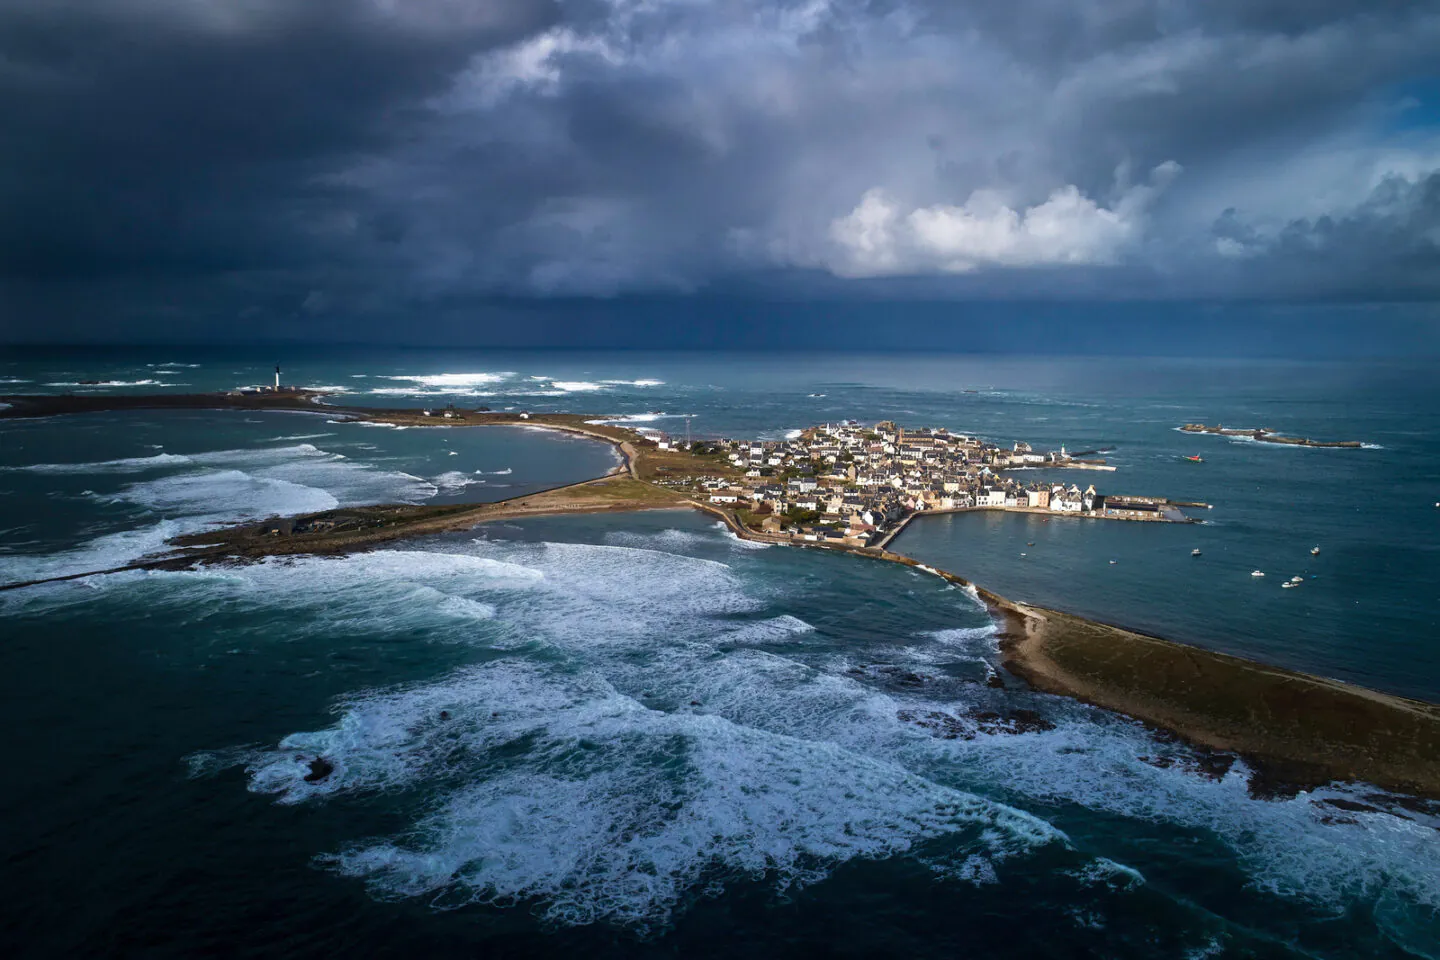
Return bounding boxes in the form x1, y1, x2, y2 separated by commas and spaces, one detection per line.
3, 349, 1438, 958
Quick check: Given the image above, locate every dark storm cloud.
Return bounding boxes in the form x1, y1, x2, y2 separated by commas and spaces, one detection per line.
0, 0, 554, 276
1, 0, 1438, 339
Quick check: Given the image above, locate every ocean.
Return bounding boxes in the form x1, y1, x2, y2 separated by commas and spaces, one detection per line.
2, 348, 1438, 957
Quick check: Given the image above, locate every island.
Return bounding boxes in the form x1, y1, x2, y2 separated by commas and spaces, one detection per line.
1180, 423, 1365, 448
4, 389, 1438, 802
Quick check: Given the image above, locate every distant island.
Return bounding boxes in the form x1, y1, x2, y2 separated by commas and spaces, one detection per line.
1180, 423, 1365, 448
5, 388, 1438, 801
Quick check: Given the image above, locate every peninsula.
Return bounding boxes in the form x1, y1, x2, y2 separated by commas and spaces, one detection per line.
5, 389, 1438, 801
1180, 423, 1365, 448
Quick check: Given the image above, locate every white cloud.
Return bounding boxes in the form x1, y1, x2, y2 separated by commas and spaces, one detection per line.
822, 161, 1181, 277
1214, 237, 1254, 259
440, 28, 627, 109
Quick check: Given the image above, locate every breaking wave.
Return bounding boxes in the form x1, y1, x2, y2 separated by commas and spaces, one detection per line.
48, 522, 1433, 942
380, 372, 515, 388
0, 443, 438, 583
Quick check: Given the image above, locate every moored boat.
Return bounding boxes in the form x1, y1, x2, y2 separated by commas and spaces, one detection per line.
1251, 570, 1265, 577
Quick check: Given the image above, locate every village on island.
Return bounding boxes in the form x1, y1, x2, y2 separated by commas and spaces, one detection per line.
0, 383, 1207, 578
649, 419, 1201, 549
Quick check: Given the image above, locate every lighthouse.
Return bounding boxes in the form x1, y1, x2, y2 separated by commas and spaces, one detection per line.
274, 364, 281, 391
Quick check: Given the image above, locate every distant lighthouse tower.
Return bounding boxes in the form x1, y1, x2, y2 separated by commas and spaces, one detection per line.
274, 364, 281, 391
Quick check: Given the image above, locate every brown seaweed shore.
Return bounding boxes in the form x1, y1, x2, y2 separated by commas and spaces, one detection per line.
6, 390, 1439, 801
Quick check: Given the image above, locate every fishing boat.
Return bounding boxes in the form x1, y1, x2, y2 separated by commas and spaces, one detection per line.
1184, 454, 1204, 463
1192, 548, 1202, 556
1290, 576, 1304, 583
1310, 546, 1320, 555
1282, 581, 1299, 589
1251, 570, 1265, 577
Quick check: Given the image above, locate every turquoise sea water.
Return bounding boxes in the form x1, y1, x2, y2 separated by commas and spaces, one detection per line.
3, 349, 1439, 957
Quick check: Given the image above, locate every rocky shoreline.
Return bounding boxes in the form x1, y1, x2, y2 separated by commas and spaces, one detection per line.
1180, 422, 1365, 448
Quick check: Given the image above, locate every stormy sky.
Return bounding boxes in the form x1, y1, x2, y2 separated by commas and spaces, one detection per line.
1, 0, 1438, 345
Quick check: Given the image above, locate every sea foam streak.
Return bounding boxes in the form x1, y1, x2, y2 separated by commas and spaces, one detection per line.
43, 379, 168, 387
3, 453, 193, 474
246, 659, 1056, 929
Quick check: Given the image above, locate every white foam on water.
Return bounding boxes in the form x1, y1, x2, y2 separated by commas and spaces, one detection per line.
238, 658, 1060, 929
599, 379, 665, 387
381, 372, 515, 388
550, 380, 605, 392
0, 518, 190, 587
1064, 857, 1145, 891
605, 527, 712, 551
927, 625, 999, 653
717, 615, 817, 646
585, 413, 687, 425
262, 433, 335, 442
433, 593, 498, 621
112, 470, 342, 518
784, 429, 803, 440
2, 443, 440, 585
46, 548, 546, 629
43, 379, 166, 387
706, 520, 772, 549
3, 452, 193, 474
431, 470, 485, 492
162, 532, 1440, 938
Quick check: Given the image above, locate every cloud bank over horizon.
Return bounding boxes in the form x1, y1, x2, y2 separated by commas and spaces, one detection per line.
1, 0, 1438, 337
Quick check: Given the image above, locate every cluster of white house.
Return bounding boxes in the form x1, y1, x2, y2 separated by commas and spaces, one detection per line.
656, 420, 1168, 543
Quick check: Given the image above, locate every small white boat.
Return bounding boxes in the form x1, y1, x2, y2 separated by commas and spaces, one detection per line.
1251, 570, 1265, 577
1310, 546, 1320, 555
1109, 560, 1117, 564
1282, 581, 1299, 589
1290, 576, 1304, 583
1192, 548, 1202, 557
